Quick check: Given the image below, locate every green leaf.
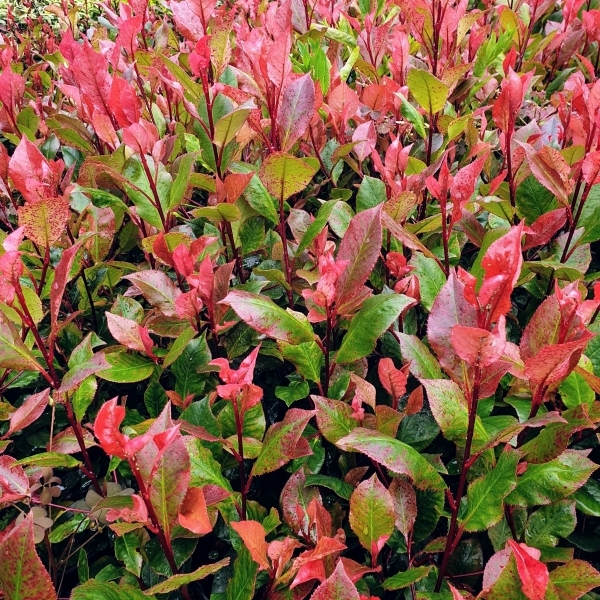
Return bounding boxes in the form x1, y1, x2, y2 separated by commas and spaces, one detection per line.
296, 199, 339, 254
0, 313, 46, 374
71, 581, 150, 600
213, 108, 251, 148
461, 448, 519, 532
410, 253, 446, 311
559, 369, 595, 408
279, 341, 323, 382
398, 93, 427, 139
573, 478, 600, 516
524, 500, 576, 548
97, 352, 155, 383
398, 333, 443, 379
305, 474, 354, 500
487, 554, 528, 600
16, 452, 81, 468
251, 408, 314, 476
144, 382, 168, 419
163, 326, 197, 368
575, 184, 600, 244
356, 176, 386, 212
545, 560, 600, 600
224, 547, 258, 600
172, 336, 212, 398
192, 204, 241, 223
168, 153, 196, 212
115, 531, 144, 577
313, 395, 357, 444
229, 163, 278, 224
336, 294, 414, 364
275, 380, 310, 406
48, 514, 89, 543
383, 566, 432, 590
515, 175, 559, 223
407, 69, 449, 114
506, 450, 597, 506
221, 290, 315, 345
337, 428, 446, 491
186, 438, 232, 491
72, 377, 97, 423
259, 152, 318, 201
349, 474, 395, 554
421, 379, 488, 450
145, 559, 230, 595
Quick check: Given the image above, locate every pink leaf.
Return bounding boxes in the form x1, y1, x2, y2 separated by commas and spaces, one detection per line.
0, 456, 30, 503
507, 540, 549, 600
277, 74, 316, 152
5, 389, 50, 437
451, 317, 507, 367
0, 513, 57, 600
311, 561, 360, 600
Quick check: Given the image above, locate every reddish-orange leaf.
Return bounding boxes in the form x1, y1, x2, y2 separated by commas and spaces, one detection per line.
231, 520, 270, 570
179, 487, 212, 535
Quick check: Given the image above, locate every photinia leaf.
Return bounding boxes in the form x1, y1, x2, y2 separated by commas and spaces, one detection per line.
378, 358, 408, 401
220, 290, 315, 344
97, 352, 156, 383
144, 558, 230, 595
123, 271, 181, 317
506, 450, 597, 506
337, 428, 445, 491
18, 197, 70, 248
407, 68, 449, 114
259, 152, 318, 201
335, 204, 383, 310
224, 546, 258, 600
389, 478, 417, 541
277, 74, 316, 152
0, 513, 57, 600
461, 447, 520, 532
545, 559, 600, 600
4, 389, 50, 437
0, 312, 47, 375
213, 107, 252, 149
349, 474, 395, 559
336, 294, 414, 364
0, 456, 30, 503
231, 520, 270, 570
311, 561, 360, 600
421, 379, 488, 449
251, 408, 315, 476
70, 580, 149, 599
507, 540, 549, 600
524, 500, 576, 549
383, 566, 432, 590
178, 486, 212, 534
398, 333, 443, 379
313, 395, 357, 444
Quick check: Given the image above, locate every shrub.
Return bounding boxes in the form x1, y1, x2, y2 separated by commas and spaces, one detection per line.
1, 0, 600, 598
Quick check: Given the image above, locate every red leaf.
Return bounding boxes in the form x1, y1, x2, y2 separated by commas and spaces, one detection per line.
0, 513, 57, 600
522, 145, 574, 206
522, 208, 567, 250
51, 241, 83, 338
311, 561, 360, 600
338, 557, 381, 584
8, 137, 63, 204
93, 398, 152, 459
378, 358, 408, 401
179, 487, 212, 535
492, 68, 533, 134
451, 317, 507, 367
428, 271, 478, 382
450, 152, 489, 225
479, 223, 524, 324
109, 77, 141, 128
335, 205, 382, 312
405, 386, 424, 415
507, 540, 549, 600
0, 68, 25, 120
0, 456, 30, 503
291, 536, 346, 587
5, 389, 50, 437
106, 312, 148, 352
277, 74, 316, 152
231, 520, 270, 570
280, 469, 320, 537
